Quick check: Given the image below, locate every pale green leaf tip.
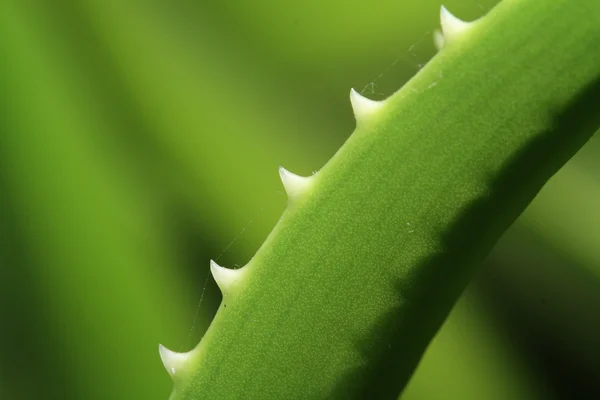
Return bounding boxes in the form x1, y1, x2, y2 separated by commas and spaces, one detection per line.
279, 166, 312, 199
159, 344, 190, 378
210, 259, 244, 294
433, 29, 445, 51
440, 5, 472, 44
349, 88, 385, 124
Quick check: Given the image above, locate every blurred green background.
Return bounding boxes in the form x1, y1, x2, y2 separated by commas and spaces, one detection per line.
1, 0, 598, 399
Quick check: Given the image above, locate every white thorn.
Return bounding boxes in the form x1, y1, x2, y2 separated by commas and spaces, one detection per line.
210, 260, 243, 294
279, 166, 311, 200
433, 29, 445, 51
440, 6, 471, 44
350, 88, 384, 124
159, 344, 189, 378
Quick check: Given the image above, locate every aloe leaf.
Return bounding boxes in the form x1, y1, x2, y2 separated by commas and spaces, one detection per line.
162, 0, 600, 398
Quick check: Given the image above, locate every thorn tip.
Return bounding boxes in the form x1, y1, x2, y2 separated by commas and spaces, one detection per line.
210, 259, 243, 293
433, 29, 445, 51
439, 5, 471, 43
159, 344, 189, 378
279, 166, 311, 199
349, 88, 384, 124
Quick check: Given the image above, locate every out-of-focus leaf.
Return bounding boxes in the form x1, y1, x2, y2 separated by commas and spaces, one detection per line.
0, 2, 198, 398
402, 287, 547, 400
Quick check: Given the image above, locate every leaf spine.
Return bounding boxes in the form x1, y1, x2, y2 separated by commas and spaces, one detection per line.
158, 344, 190, 378
210, 259, 244, 294
440, 5, 472, 44
433, 29, 445, 51
349, 88, 385, 125
279, 166, 312, 200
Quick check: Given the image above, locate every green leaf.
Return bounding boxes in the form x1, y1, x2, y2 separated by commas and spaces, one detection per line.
164, 1, 600, 398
